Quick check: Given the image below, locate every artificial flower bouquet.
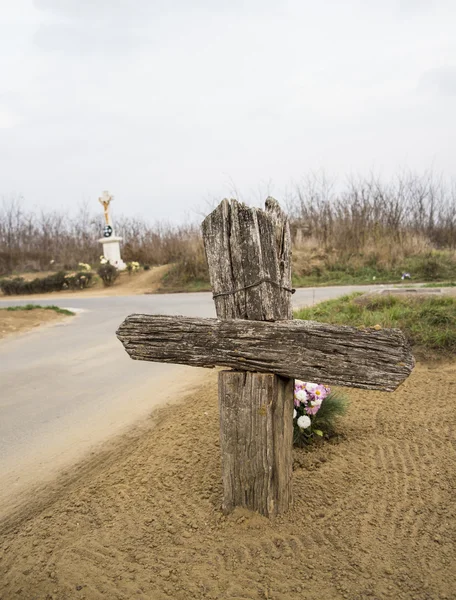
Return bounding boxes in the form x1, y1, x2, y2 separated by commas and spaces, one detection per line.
293, 380, 348, 446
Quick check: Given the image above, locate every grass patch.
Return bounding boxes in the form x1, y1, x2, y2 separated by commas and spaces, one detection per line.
294, 293, 456, 359
293, 270, 394, 287
157, 278, 212, 293
422, 282, 456, 288
158, 255, 211, 293
292, 250, 456, 287
1, 304, 75, 316
311, 391, 349, 431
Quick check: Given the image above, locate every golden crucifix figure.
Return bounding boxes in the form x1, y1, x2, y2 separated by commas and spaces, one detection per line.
98, 190, 113, 225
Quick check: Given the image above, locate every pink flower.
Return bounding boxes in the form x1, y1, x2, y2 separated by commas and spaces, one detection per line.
313, 385, 328, 401
305, 398, 322, 415
305, 382, 318, 393
294, 380, 331, 413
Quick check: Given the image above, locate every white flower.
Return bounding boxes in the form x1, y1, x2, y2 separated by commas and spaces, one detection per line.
295, 389, 308, 403
310, 399, 322, 407
297, 415, 311, 429
293, 409, 297, 419
305, 382, 318, 393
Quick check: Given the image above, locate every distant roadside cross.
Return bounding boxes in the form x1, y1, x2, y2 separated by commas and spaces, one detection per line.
117, 198, 414, 518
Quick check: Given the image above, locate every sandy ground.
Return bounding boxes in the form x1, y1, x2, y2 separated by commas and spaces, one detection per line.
1, 361, 455, 600
0, 266, 169, 300
0, 309, 70, 341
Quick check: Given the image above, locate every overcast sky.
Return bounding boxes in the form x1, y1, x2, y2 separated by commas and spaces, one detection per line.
1, 0, 455, 222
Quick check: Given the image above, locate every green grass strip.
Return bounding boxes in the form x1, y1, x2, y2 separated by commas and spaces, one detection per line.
294, 293, 456, 357
1, 304, 74, 316
422, 282, 456, 288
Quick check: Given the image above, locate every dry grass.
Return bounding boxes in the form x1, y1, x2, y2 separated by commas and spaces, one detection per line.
292, 234, 456, 285
287, 172, 456, 285
2, 172, 456, 288
0, 198, 202, 275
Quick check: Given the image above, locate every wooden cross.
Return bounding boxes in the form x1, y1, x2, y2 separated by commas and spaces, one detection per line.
117, 198, 414, 518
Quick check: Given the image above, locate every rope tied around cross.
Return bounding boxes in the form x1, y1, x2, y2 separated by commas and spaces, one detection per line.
212, 277, 296, 299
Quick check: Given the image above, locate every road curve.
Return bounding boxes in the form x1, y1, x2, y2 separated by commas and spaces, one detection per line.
0, 286, 382, 517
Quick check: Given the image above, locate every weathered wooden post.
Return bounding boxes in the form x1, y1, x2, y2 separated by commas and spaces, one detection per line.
117, 198, 415, 519
201, 198, 294, 516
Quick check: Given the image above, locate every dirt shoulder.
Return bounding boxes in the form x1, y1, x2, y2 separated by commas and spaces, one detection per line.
0, 265, 170, 301
0, 309, 71, 341
1, 362, 454, 600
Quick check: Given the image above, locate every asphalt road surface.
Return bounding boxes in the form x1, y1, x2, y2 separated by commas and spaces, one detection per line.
0, 286, 382, 516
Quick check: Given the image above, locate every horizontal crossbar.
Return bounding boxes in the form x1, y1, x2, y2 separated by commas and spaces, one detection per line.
117, 315, 414, 392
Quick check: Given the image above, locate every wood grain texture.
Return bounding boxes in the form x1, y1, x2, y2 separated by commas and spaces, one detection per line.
116, 314, 415, 392
218, 371, 294, 517
265, 197, 293, 315
117, 196, 414, 519
202, 198, 293, 516
201, 198, 293, 321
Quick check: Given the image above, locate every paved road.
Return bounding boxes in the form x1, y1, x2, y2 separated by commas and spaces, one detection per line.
0, 286, 382, 515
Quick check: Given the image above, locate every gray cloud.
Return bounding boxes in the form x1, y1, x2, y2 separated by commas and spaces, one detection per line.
34, 0, 160, 23
419, 66, 456, 96
398, 0, 428, 14
33, 22, 142, 54
34, 0, 284, 24
0, 0, 454, 222
33, 0, 160, 53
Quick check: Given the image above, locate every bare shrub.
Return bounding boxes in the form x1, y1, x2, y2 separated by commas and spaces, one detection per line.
97, 263, 119, 287
287, 171, 456, 276
0, 198, 202, 276
0, 271, 93, 295
1, 172, 455, 283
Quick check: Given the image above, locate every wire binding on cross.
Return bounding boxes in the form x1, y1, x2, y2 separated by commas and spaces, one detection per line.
212, 277, 296, 299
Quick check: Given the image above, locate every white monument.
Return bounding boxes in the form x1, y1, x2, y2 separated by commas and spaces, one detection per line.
98, 191, 127, 270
